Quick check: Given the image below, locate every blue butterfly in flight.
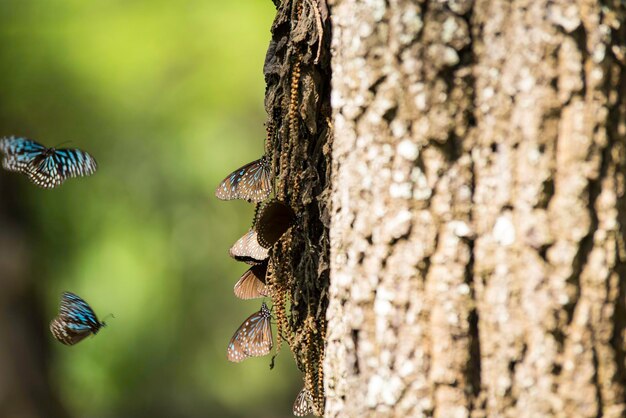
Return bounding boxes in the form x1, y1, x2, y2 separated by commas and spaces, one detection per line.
50, 292, 107, 345
0, 136, 97, 188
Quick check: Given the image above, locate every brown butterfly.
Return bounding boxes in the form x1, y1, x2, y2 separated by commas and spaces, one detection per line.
227, 302, 273, 362
293, 386, 314, 416
50, 292, 107, 345
229, 229, 269, 265
215, 157, 271, 203
234, 264, 269, 300
255, 199, 296, 249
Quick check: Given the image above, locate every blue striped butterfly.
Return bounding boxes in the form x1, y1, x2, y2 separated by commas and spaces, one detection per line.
227, 302, 273, 362
234, 264, 269, 300
0, 137, 97, 188
215, 156, 271, 203
293, 387, 314, 416
229, 229, 269, 265
50, 292, 107, 345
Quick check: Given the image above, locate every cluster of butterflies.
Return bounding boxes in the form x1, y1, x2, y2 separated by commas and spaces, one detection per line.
0, 137, 313, 415
215, 157, 314, 416
0, 136, 107, 344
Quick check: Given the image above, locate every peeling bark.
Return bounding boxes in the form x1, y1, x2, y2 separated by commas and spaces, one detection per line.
324, 0, 626, 417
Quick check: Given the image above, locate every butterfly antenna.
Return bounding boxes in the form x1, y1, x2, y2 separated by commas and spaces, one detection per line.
53, 140, 73, 148
101, 313, 115, 323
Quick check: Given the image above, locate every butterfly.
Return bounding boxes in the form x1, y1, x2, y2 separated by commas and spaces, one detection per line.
50, 292, 107, 345
0, 137, 97, 188
255, 199, 296, 249
227, 302, 273, 362
234, 264, 269, 300
215, 157, 271, 203
293, 387, 314, 416
229, 229, 269, 265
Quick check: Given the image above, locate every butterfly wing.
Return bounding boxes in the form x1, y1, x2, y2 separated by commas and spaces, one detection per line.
50, 317, 93, 346
0, 137, 46, 172
234, 264, 269, 300
27, 148, 97, 188
229, 229, 270, 265
59, 292, 102, 329
215, 157, 271, 203
27, 154, 61, 188
256, 200, 296, 249
50, 292, 103, 345
293, 387, 314, 416
227, 303, 273, 362
53, 148, 98, 180
241, 303, 272, 358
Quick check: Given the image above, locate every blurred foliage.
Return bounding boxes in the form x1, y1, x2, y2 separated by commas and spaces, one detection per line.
0, 1, 301, 417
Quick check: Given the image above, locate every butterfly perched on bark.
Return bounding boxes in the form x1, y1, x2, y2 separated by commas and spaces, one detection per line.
255, 199, 296, 249
293, 386, 314, 416
0, 137, 97, 188
234, 264, 269, 300
215, 156, 271, 203
227, 302, 273, 362
50, 292, 107, 345
229, 229, 269, 265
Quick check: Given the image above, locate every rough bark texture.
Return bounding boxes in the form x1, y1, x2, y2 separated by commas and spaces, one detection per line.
0, 179, 67, 418
262, 0, 332, 415
325, 1, 626, 417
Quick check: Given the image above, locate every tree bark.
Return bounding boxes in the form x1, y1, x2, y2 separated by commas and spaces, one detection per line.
0, 179, 68, 418
324, 1, 626, 417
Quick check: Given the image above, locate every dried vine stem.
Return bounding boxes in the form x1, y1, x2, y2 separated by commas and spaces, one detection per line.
263, 0, 331, 414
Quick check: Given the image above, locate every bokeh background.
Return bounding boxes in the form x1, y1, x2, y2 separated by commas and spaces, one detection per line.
0, 1, 301, 417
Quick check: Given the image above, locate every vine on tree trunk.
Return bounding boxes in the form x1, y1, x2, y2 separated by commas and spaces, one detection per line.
263, 0, 331, 415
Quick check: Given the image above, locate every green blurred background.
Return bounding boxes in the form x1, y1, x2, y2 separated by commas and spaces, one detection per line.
0, 1, 301, 417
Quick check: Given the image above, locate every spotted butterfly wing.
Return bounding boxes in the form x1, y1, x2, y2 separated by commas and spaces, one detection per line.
215, 157, 271, 203
227, 302, 273, 362
0, 137, 97, 188
234, 264, 269, 300
50, 292, 106, 345
293, 387, 314, 416
0, 137, 46, 172
229, 229, 269, 265
27, 148, 97, 188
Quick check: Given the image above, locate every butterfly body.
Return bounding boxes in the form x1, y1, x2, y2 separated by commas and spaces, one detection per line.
227, 302, 273, 362
0, 137, 97, 188
215, 157, 271, 202
50, 292, 106, 346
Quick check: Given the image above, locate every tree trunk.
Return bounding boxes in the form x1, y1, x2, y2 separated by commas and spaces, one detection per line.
324, 1, 626, 417
0, 179, 68, 418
